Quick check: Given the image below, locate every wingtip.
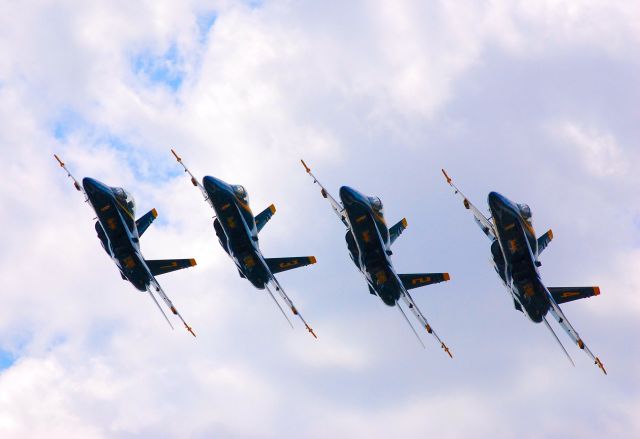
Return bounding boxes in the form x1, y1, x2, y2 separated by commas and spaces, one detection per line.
269, 204, 276, 214
185, 323, 196, 337
548, 229, 554, 241
300, 159, 311, 173
443, 273, 451, 281
189, 258, 197, 267
401, 217, 408, 228
151, 208, 158, 219
54, 154, 64, 166
306, 324, 318, 339
441, 169, 452, 184
308, 256, 317, 264
171, 148, 181, 161
595, 357, 606, 375
594, 286, 601, 296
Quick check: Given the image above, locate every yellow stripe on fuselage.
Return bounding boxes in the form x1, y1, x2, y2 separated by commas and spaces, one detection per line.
236, 197, 253, 215
521, 217, 536, 238
114, 199, 135, 221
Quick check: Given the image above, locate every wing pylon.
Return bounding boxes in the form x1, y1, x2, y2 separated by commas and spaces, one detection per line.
264, 283, 294, 329
442, 169, 496, 240
171, 149, 212, 213
149, 279, 196, 337
300, 159, 349, 228
396, 303, 425, 349
542, 315, 575, 366
53, 154, 88, 202
146, 288, 174, 330
546, 290, 606, 374
268, 276, 317, 339
400, 291, 452, 358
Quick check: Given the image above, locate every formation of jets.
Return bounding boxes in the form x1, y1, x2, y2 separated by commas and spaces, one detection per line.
54, 152, 607, 374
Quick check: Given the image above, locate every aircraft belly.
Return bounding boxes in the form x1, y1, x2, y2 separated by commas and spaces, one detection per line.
95, 203, 134, 247
345, 231, 361, 269
346, 209, 398, 304
496, 217, 548, 322
90, 190, 136, 235
350, 213, 388, 268
512, 281, 548, 323
216, 202, 255, 253
234, 250, 270, 289
116, 252, 150, 291
364, 265, 401, 306
89, 198, 148, 291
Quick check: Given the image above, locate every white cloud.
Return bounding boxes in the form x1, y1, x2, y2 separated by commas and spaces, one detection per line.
0, 1, 639, 438
553, 121, 628, 177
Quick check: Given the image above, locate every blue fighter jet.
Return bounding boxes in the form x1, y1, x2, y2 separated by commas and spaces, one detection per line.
54, 154, 197, 336
442, 169, 605, 374
172, 150, 317, 338
302, 160, 452, 356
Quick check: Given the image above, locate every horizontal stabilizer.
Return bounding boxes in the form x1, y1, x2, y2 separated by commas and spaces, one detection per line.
146, 258, 197, 276
136, 209, 158, 237
399, 273, 450, 290
537, 229, 553, 255
255, 204, 276, 233
549, 286, 600, 305
265, 256, 317, 274
389, 218, 408, 245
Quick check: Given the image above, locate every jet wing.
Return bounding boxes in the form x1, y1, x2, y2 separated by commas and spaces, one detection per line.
149, 278, 196, 337
171, 149, 212, 210
399, 290, 452, 358
546, 289, 606, 374
442, 169, 496, 240
268, 276, 317, 339
54, 154, 89, 202
301, 159, 349, 228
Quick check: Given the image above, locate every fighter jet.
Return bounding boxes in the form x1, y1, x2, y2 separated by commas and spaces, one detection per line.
171, 150, 318, 338
54, 154, 197, 336
301, 160, 453, 356
442, 169, 606, 374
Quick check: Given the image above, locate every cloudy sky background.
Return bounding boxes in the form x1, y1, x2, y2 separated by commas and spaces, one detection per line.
0, 1, 639, 437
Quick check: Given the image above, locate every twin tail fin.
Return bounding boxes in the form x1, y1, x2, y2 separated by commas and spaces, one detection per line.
136, 208, 158, 237
255, 204, 276, 233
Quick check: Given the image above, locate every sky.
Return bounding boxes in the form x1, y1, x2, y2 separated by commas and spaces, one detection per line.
0, 1, 639, 437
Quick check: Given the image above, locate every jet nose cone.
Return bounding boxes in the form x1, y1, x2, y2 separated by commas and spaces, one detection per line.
488, 191, 506, 209
82, 177, 105, 194
339, 186, 357, 204
203, 175, 227, 193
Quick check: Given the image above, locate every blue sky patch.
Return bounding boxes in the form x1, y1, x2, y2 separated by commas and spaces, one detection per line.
53, 109, 89, 141
52, 114, 180, 185
197, 11, 217, 43
245, 0, 264, 9
0, 349, 15, 370
132, 43, 184, 91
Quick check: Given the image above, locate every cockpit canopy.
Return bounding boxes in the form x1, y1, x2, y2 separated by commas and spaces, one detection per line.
232, 185, 249, 202
517, 203, 532, 225
369, 196, 384, 215
112, 187, 136, 215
